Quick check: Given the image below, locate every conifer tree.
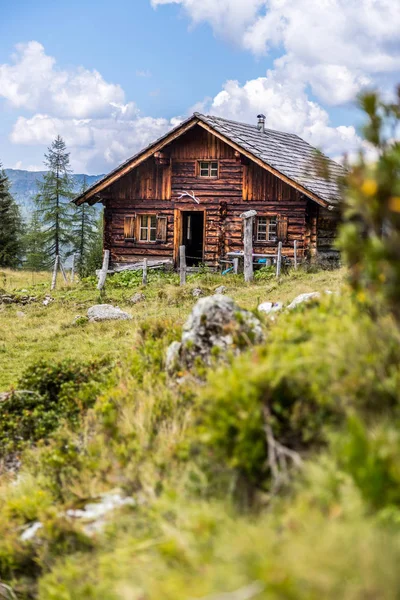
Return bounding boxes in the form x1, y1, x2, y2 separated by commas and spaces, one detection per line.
0, 163, 24, 268
24, 211, 48, 271
71, 177, 99, 276
35, 136, 74, 265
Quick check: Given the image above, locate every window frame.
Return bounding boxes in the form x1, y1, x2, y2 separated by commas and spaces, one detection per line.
139, 214, 157, 243
255, 215, 278, 243
198, 160, 219, 179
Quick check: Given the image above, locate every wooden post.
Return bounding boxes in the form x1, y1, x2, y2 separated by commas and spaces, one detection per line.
142, 258, 148, 286
233, 257, 239, 275
59, 258, 68, 284
276, 242, 282, 278
240, 210, 257, 283
179, 245, 186, 286
70, 253, 76, 283
97, 250, 110, 291
294, 240, 298, 270
51, 255, 59, 291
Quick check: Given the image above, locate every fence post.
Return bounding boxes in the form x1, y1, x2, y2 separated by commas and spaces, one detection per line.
240, 210, 257, 283
97, 250, 110, 291
294, 240, 298, 270
70, 253, 76, 283
51, 255, 59, 291
179, 245, 186, 286
233, 257, 239, 275
142, 257, 148, 286
59, 258, 68, 283
276, 241, 282, 278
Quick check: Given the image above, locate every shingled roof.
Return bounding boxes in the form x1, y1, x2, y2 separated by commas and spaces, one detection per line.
197, 114, 346, 206
74, 112, 346, 206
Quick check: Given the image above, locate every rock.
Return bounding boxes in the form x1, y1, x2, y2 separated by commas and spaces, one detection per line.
214, 285, 227, 294
16, 311, 26, 318
165, 341, 182, 374
287, 292, 321, 310
42, 295, 54, 306
20, 521, 43, 542
130, 292, 146, 305
192, 288, 203, 298
258, 301, 283, 315
66, 492, 135, 536
167, 295, 264, 373
87, 304, 132, 322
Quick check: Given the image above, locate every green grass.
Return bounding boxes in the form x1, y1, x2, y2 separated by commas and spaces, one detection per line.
0, 267, 346, 391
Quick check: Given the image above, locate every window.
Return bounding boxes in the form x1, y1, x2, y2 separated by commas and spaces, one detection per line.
256, 216, 277, 242
140, 215, 157, 242
199, 161, 218, 178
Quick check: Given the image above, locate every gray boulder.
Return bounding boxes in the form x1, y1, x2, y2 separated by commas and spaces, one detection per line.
166, 295, 264, 374
287, 292, 320, 310
87, 304, 132, 322
258, 301, 283, 315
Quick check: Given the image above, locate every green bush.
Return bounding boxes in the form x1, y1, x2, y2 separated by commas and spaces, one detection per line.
0, 358, 111, 455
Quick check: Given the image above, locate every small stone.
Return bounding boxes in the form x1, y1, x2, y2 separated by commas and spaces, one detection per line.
16, 311, 26, 318
258, 301, 283, 315
287, 292, 320, 310
87, 304, 132, 322
130, 292, 146, 305
192, 288, 203, 298
42, 295, 54, 306
165, 341, 182, 374
20, 521, 43, 542
214, 285, 227, 294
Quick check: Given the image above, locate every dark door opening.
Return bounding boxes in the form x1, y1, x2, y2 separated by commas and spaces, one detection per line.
182, 211, 204, 266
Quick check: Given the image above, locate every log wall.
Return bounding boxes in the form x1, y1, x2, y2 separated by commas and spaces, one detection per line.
101, 125, 320, 264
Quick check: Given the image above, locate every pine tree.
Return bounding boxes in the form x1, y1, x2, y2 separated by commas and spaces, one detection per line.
0, 163, 24, 268
24, 211, 48, 271
71, 177, 99, 276
35, 136, 74, 266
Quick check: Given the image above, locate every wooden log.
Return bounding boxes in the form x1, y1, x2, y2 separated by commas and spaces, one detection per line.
241, 210, 257, 283
179, 245, 186, 286
276, 242, 282, 278
97, 250, 110, 291
294, 240, 298, 270
70, 253, 76, 283
59, 259, 68, 284
51, 255, 59, 291
142, 257, 148, 286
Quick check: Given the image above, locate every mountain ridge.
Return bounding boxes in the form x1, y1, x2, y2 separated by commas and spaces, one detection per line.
4, 169, 104, 218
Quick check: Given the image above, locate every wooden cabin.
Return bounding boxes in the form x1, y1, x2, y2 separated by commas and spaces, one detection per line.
74, 113, 345, 268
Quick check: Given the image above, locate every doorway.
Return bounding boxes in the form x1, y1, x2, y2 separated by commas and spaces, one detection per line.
181, 211, 204, 266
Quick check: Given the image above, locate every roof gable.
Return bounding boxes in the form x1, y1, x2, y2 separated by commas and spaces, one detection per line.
74, 113, 346, 207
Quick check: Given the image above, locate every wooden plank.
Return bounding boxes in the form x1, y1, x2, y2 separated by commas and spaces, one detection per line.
97, 250, 110, 290
179, 245, 186, 286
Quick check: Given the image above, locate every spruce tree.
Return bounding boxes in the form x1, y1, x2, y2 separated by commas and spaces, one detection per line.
71, 177, 99, 276
0, 163, 24, 268
35, 136, 74, 266
24, 212, 48, 271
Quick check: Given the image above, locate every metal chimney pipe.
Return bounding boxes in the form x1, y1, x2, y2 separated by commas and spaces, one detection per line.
257, 114, 266, 133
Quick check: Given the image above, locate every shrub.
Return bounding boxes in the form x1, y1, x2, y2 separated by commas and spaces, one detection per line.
0, 358, 111, 455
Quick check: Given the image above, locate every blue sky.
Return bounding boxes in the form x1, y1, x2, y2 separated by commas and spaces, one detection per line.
1, 0, 399, 173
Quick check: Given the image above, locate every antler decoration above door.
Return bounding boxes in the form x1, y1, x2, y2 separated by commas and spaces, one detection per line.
177, 190, 200, 204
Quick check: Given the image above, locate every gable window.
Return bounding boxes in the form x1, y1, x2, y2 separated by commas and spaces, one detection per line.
140, 215, 157, 242
256, 216, 278, 242
199, 161, 218, 178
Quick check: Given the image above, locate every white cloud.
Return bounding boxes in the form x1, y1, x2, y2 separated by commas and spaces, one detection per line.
0, 41, 136, 119
152, 0, 400, 105
136, 69, 152, 78
202, 73, 363, 158
10, 113, 181, 173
